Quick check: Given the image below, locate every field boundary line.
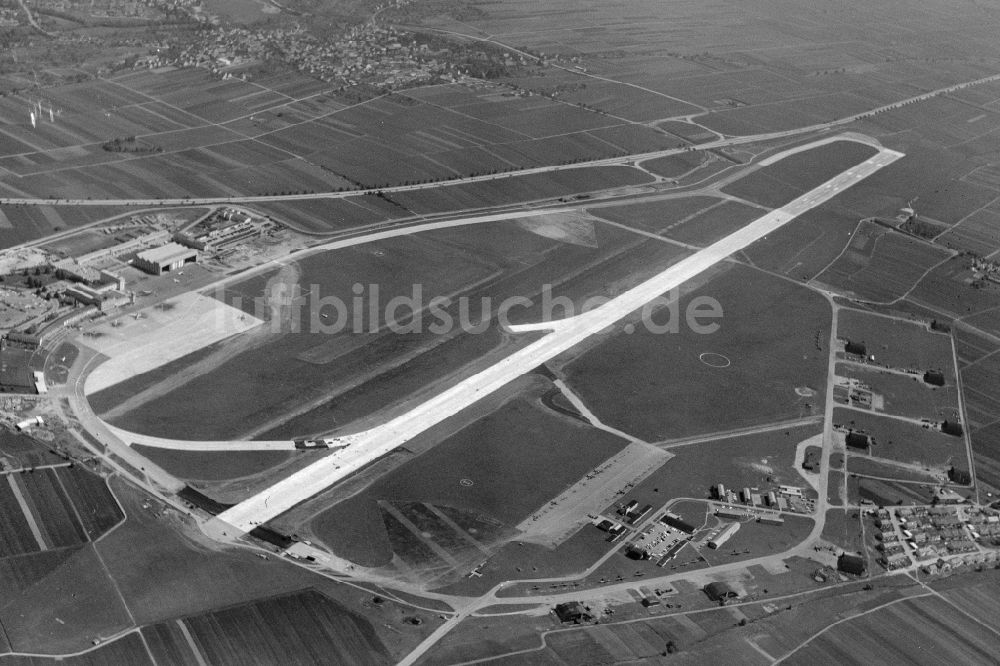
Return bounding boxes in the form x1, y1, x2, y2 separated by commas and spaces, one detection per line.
51, 469, 91, 543
89, 473, 130, 545
6, 476, 48, 551
175, 619, 210, 666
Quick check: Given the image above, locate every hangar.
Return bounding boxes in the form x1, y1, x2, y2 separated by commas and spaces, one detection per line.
704, 581, 740, 604
134, 242, 198, 275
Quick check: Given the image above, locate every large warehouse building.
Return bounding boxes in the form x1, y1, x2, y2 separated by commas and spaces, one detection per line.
134, 243, 198, 275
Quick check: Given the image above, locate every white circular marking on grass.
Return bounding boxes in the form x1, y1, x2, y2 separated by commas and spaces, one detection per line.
699, 352, 731, 368
460, 478, 474, 487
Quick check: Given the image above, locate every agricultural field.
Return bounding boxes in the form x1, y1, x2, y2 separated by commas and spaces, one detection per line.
0, 70, 669, 203
0, 544, 133, 654
961, 347, 1000, 492
933, 573, 1000, 629
0, 206, 136, 250
971, 423, 1000, 494
0, 466, 122, 558
783, 595, 999, 665
178, 591, 390, 666
836, 309, 956, 374
251, 196, 405, 234
0, 430, 64, 469
936, 205, 1000, 256
0, 633, 153, 665
561, 263, 829, 440
95, 480, 318, 626
813, 221, 953, 303
834, 408, 965, 468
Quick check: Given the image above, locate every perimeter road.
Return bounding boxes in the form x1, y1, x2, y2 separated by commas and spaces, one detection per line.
205, 140, 904, 537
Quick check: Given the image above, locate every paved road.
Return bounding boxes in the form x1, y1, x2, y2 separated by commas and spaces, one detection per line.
207, 138, 904, 536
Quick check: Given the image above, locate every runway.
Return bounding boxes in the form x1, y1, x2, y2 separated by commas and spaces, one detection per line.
206, 139, 904, 536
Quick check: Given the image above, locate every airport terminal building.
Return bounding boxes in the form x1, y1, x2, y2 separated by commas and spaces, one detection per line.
134, 243, 198, 275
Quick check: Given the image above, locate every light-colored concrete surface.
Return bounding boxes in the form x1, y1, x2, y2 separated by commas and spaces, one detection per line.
208, 138, 904, 535
82, 292, 264, 395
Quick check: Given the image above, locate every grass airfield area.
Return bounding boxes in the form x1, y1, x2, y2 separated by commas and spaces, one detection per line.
307, 380, 627, 573
722, 140, 879, 208
561, 262, 829, 441
10, 0, 1000, 661
91, 210, 694, 441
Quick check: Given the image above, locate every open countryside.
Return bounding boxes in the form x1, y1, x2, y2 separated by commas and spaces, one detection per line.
1, 0, 1000, 664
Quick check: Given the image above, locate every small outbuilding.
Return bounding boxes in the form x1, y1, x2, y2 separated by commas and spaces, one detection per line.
554, 601, 591, 624
923, 370, 946, 387
837, 553, 867, 576
948, 466, 972, 485
845, 431, 872, 449
941, 420, 964, 437
704, 581, 740, 604
845, 340, 867, 357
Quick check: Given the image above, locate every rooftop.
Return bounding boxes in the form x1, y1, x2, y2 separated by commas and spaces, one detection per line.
136, 242, 197, 265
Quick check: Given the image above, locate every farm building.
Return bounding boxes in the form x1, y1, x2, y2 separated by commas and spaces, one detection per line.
923, 370, 946, 386
845, 431, 872, 449
844, 340, 867, 357
703, 581, 740, 604
837, 553, 867, 575
941, 420, 964, 437
554, 602, 591, 624
134, 243, 198, 275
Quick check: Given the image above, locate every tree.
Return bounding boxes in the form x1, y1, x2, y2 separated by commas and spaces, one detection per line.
665, 640, 677, 654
